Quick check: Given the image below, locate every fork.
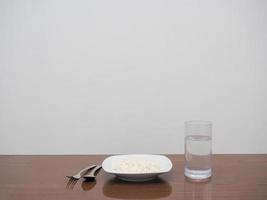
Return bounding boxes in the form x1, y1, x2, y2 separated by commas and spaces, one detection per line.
83, 165, 102, 180
66, 165, 96, 188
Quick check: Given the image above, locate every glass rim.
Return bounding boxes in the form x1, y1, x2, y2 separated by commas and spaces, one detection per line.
185, 120, 212, 126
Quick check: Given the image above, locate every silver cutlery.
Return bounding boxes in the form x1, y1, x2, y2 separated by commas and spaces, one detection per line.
83, 165, 102, 180
66, 165, 96, 188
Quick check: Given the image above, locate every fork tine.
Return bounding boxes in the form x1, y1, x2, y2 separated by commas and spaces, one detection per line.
68, 179, 73, 188
66, 178, 76, 189
66, 179, 71, 189
70, 179, 77, 189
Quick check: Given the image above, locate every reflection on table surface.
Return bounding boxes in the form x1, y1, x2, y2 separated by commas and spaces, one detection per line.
101, 175, 213, 200
102, 177, 172, 199
184, 178, 212, 200
81, 179, 97, 191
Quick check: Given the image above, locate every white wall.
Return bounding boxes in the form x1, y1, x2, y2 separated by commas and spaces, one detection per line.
0, 0, 267, 154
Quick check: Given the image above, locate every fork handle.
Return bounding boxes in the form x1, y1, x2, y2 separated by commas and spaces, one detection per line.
84, 165, 102, 177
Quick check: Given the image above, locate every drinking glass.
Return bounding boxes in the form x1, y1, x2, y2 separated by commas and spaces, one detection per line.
184, 121, 212, 180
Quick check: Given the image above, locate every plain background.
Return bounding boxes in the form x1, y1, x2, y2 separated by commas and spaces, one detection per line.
0, 0, 267, 154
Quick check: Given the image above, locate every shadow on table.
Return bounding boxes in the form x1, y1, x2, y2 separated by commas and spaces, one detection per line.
81, 179, 97, 191
102, 177, 172, 199
65, 178, 97, 191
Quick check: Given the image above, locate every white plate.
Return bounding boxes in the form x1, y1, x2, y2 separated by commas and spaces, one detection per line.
102, 154, 172, 182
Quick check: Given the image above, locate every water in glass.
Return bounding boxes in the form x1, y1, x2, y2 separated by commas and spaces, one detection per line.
184, 135, 212, 180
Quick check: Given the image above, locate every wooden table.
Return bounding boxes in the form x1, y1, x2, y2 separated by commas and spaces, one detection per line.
0, 155, 267, 200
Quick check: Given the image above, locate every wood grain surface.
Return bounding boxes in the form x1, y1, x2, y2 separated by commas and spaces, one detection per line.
0, 155, 266, 200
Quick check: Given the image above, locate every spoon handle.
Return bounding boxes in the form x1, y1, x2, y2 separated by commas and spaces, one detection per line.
84, 165, 102, 178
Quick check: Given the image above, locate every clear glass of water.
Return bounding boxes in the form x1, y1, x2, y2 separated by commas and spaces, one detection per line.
184, 120, 212, 180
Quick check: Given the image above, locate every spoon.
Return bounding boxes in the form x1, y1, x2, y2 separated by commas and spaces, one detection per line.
83, 165, 102, 180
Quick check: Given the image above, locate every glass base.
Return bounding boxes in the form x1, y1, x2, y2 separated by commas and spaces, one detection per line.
184, 168, 212, 180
